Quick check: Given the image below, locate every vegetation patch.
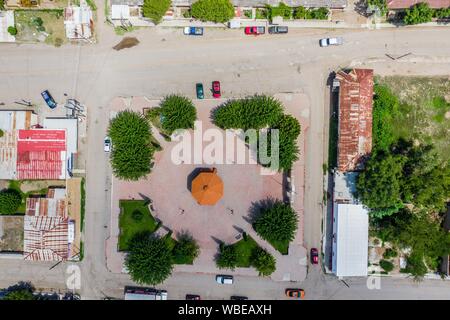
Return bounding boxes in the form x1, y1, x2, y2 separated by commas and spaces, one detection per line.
159, 95, 197, 135
191, 0, 235, 23
0, 189, 22, 215
171, 231, 200, 265
118, 200, 159, 251
142, 0, 171, 24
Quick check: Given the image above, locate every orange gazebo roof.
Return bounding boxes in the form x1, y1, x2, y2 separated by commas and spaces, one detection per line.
191, 169, 223, 206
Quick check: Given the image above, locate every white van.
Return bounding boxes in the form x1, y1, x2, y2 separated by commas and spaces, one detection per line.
216, 275, 234, 284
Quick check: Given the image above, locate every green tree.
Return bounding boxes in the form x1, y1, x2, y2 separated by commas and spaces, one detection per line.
356, 153, 405, 218
379, 259, 394, 272
142, 0, 171, 24
108, 110, 154, 181
7, 26, 17, 36
367, 0, 388, 16
403, 2, 433, 25
254, 201, 298, 245
125, 233, 174, 285
172, 232, 200, 264
216, 243, 238, 270
309, 7, 329, 19
0, 189, 22, 215
4, 289, 35, 300
372, 84, 399, 152
191, 0, 235, 23
293, 6, 307, 19
251, 247, 276, 276
159, 95, 197, 135
267, 2, 292, 20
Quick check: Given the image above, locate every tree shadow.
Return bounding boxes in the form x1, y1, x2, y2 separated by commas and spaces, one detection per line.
246, 197, 279, 224
210, 236, 224, 246
186, 167, 215, 192
6, 281, 34, 293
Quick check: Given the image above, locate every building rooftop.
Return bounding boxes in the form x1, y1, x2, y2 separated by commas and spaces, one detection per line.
332, 203, 369, 277
336, 69, 374, 172
64, 6, 93, 39
43, 118, 78, 155
25, 188, 67, 218
333, 171, 358, 204
387, 0, 450, 8
16, 129, 67, 180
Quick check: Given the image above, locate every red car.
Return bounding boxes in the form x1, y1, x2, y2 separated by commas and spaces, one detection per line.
212, 81, 221, 98
244, 26, 265, 35
310, 248, 319, 264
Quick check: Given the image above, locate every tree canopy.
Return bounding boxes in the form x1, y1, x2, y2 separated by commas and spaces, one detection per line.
0, 189, 22, 215
125, 233, 174, 285
216, 244, 238, 270
108, 110, 154, 181
403, 2, 433, 25
191, 0, 235, 23
251, 247, 276, 276
142, 0, 171, 24
159, 95, 197, 135
172, 232, 200, 264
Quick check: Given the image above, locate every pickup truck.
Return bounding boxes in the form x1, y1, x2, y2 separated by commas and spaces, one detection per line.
319, 37, 343, 47
183, 26, 204, 36
244, 26, 265, 35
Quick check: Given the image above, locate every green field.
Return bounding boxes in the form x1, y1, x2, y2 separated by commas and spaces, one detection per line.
118, 200, 159, 251
375, 76, 450, 160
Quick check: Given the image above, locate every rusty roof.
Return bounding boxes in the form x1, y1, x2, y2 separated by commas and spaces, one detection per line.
387, 0, 450, 8
336, 69, 374, 172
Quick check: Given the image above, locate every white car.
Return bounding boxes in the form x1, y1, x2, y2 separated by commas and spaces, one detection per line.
104, 136, 111, 152
319, 37, 343, 47
216, 275, 233, 284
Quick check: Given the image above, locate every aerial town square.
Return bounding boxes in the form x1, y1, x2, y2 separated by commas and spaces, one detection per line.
0, 0, 449, 306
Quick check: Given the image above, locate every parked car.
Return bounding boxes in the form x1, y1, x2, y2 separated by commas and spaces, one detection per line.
268, 26, 288, 34
104, 136, 111, 152
310, 248, 319, 264
186, 294, 201, 300
244, 26, 265, 35
319, 37, 344, 47
285, 289, 305, 299
183, 27, 204, 36
41, 90, 57, 109
196, 83, 204, 99
230, 296, 248, 300
212, 81, 221, 98
216, 275, 233, 284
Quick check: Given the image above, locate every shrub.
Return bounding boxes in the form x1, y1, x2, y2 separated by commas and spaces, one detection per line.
172, 232, 200, 264
267, 2, 292, 20
434, 8, 450, 19
255, 8, 268, 19
131, 210, 144, 221
293, 6, 307, 19
191, 0, 235, 23
243, 9, 252, 18
0, 189, 22, 215
293, 6, 329, 19
108, 110, 154, 180
253, 200, 298, 245
309, 7, 329, 19
403, 2, 433, 25
159, 95, 197, 135
367, 0, 388, 16
142, 0, 171, 24
251, 247, 276, 276
379, 259, 394, 272
216, 244, 238, 270
372, 84, 399, 152
125, 233, 174, 285
0, 129, 4, 138
7, 26, 17, 36
383, 248, 398, 259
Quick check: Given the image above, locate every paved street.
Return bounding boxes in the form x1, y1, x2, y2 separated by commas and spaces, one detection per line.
1, 12, 450, 299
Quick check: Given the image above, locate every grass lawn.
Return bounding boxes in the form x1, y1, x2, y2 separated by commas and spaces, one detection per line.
118, 200, 159, 251
164, 233, 196, 265
267, 239, 289, 255
376, 76, 450, 161
14, 10, 67, 47
232, 236, 259, 267
8, 180, 48, 214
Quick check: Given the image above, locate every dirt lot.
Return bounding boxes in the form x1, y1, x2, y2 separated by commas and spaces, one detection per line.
376, 76, 450, 161
14, 10, 67, 46
0, 216, 24, 252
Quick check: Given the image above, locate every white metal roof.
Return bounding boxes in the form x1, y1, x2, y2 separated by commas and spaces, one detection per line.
332, 203, 368, 277
111, 5, 131, 20
44, 118, 78, 155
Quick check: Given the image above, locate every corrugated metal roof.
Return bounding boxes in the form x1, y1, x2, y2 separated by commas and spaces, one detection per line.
387, 0, 450, 8
16, 129, 66, 180
332, 203, 368, 277
336, 69, 373, 172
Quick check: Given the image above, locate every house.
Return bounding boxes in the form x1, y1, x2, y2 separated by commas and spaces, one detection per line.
23, 188, 76, 261
332, 203, 369, 277
335, 69, 374, 172
387, 0, 450, 9
64, 5, 93, 40
0, 110, 38, 180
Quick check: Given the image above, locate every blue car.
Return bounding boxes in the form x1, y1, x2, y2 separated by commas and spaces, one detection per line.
183, 27, 204, 36
41, 90, 57, 109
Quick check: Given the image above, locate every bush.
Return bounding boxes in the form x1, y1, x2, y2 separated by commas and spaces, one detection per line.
379, 259, 394, 272
213, 95, 284, 130
191, 0, 235, 23
293, 6, 329, 19
383, 248, 398, 259
216, 244, 238, 270
108, 110, 154, 180
159, 95, 197, 135
434, 8, 450, 19
172, 232, 200, 264
254, 200, 298, 245
251, 247, 276, 276
142, 0, 171, 24
403, 2, 433, 25
267, 2, 292, 20
131, 210, 144, 221
367, 0, 388, 16
255, 8, 268, 19
372, 84, 399, 152
0, 189, 22, 215
7, 26, 17, 36
125, 233, 174, 285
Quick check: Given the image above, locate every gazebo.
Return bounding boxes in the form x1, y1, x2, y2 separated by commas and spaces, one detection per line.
191, 168, 223, 205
